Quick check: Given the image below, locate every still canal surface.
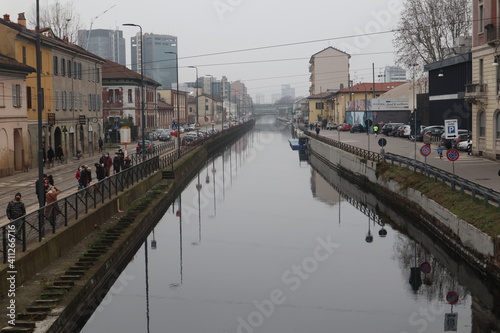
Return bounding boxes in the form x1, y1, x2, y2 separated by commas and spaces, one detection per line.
80, 116, 499, 333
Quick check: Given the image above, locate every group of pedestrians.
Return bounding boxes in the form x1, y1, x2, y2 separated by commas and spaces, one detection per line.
76, 149, 132, 191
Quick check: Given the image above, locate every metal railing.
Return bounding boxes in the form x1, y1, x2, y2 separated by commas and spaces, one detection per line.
0, 123, 249, 263
383, 152, 500, 210
302, 127, 500, 210
306, 131, 384, 163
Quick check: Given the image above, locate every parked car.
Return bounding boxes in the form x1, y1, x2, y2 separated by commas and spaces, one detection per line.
136, 140, 155, 154
391, 125, 405, 137
440, 129, 470, 149
453, 132, 470, 149
400, 125, 411, 138
350, 124, 365, 133
189, 123, 197, 131
456, 136, 472, 151
326, 122, 337, 130
419, 125, 445, 143
158, 130, 171, 141
338, 123, 352, 131
181, 133, 198, 145
381, 123, 403, 136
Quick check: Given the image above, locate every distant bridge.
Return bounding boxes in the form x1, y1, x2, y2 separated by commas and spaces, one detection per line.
253, 103, 292, 117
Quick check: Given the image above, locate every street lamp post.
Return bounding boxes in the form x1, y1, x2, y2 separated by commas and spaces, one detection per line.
188, 66, 199, 131
410, 63, 418, 160
166, 51, 181, 158
123, 23, 146, 162
207, 75, 215, 132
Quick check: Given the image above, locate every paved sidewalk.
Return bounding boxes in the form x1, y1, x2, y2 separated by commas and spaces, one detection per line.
318, 129, 500, 193
0, 146, 124, 225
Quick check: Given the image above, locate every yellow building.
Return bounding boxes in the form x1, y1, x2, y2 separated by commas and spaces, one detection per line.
307, 92, 335, 125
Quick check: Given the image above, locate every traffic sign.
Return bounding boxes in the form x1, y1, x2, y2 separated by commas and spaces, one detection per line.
195, 121, 201, 128
446, 149, 459, 162
378, 138, 387, 147
446, 291, 459, 305
444, 313, 458, 331
420, 145, 431, 157
444, 119, 458, 139
420, 261, 432, 274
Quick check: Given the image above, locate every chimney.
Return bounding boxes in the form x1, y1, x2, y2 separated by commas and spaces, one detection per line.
17, 13, 26, 27
3, 14, 10, 22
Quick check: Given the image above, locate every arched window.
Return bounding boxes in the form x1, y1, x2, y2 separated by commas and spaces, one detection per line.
479, 111, 486, 137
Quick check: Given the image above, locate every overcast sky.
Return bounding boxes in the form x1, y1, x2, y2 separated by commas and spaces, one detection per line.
3, 0, 404, 102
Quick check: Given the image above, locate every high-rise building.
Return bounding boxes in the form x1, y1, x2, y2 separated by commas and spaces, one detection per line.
384, 66, 407, 82
281, 84, 295, 98
130, 33, 177, 90
78, 29, 126, 66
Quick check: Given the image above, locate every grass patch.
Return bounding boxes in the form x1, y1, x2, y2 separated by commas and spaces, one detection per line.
378, 164, 500, 237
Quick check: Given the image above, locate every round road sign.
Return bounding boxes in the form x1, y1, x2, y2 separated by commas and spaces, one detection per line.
446, 291, 459, 305
420, 145, 431, 157
420, 261, 432, 274
378, 138, 387, 147
446, 149, 460, 162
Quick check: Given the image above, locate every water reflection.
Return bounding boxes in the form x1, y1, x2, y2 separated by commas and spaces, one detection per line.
79, 116, 499, 333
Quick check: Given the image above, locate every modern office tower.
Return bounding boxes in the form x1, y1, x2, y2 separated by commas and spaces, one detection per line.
130, 33, 177, 89
78, 29, 126, 66
281, 84, 295, 98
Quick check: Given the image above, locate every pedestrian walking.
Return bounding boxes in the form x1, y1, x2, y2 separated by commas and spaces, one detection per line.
6, 192, 26, 241
47, 146, 55, 167
94, 163, 105, 194
122, 156, 131, 170
98, 137, 104, 152
35, 174, 50, 205
55, 145, 64, 164
373, 125, 379, 137
103, 153, 113, 177
113, 153, 122, 174
45, 186, 61, 227
76, 166, 89, 189
315, 125, 320, 135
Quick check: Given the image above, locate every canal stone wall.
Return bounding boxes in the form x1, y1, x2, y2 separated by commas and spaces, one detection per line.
308, 137, 500, 280
0, 121, 255, 331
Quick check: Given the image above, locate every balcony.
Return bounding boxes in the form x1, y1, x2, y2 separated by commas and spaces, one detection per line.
485, 24, 500, 45
464, 83, 487, 104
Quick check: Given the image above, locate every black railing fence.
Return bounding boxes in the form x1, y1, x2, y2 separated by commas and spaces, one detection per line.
1, 123, 248, 263
301, 129, 500, 211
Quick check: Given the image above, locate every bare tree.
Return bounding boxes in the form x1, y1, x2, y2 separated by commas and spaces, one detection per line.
393, 0, 471, 68
27, 0, 83, 43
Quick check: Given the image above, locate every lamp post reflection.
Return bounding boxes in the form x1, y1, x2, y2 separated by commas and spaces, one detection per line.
192, 172, 202, 246
144, 239, 150, 333
170, 195, 183, 288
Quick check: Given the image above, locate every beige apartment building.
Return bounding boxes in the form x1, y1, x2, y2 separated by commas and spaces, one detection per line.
309, 47, 350, 95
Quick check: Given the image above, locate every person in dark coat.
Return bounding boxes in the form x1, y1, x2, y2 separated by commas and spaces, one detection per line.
122, 156, 131, 170
35, 174, 49, 205
77, 166, 89, 189
55, 145, 64, 163
98, 137, 104, 152
94, 163, 105, 181
6, 192, 26, 241
47, 146, 55, 167
113, 153, 121, 174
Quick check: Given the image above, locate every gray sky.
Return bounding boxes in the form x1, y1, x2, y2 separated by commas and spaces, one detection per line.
3, 0, 403, 102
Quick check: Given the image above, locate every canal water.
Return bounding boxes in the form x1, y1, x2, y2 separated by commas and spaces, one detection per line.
79, 116, 499, 333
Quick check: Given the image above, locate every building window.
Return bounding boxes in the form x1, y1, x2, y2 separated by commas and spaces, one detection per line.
67, 60, 72, 78
22, 46, 26, 64
12, 84, 22, 107
128, 89, 133, 103
88, 94, 92, 110
62, 91, 67, 110
53, 56, 58, 75
479, 59, 484, 84
479, 111, 486, 137
96, 68, 100, 83
479, 3, 484, 33
78, 63, 82, 79
115, 89, 120, 103
73, 62, 77, 79
497, 112, 500, 139
54, 90, 58, 110
27, 86, 32, 109
316, 102, 324, 109
61, 58, 66, 76
88, 65, 91, 81
108, 89, 114, 103
0, 83, 5, 107
80, 93, 83, 110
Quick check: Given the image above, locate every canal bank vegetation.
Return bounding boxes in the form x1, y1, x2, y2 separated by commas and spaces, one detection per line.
377, 163, 500, 237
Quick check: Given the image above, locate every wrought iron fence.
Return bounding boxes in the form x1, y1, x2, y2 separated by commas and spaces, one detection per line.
0, 123, 248, 263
